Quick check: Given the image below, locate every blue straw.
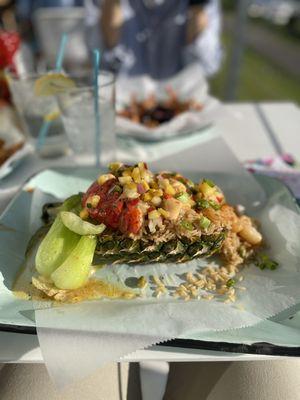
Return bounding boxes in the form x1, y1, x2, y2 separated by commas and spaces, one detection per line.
36, 33, 68, 151
93, 49, 101, 167
55, 33, 68, 72
36, 120, 51, 150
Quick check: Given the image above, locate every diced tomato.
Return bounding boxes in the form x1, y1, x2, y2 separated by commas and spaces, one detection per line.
127, 198, 139, 207
82, 182, 99, 207
119, 206, 143, 235
82, 179, 117, 206
216, 196, 223, 203
163, 193, 172, 200
102, 201, 124, 228
82, 179, 124, 228
82, 179, 143, 233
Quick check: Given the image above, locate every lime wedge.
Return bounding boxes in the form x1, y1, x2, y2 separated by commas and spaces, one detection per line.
34, 73, 76, 97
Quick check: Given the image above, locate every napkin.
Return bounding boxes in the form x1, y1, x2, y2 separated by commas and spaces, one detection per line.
245, 154, 300, 200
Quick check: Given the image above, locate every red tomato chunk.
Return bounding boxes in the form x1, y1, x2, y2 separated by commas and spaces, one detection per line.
82, 179, 143, 234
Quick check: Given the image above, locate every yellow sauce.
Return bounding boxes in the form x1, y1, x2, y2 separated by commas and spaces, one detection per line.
13, 231, 137, 304
13, 263, 137, 304
13, 259, 45, 301
56, 279, 137, 303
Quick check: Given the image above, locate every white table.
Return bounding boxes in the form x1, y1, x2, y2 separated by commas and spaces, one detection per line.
0, 102, 299, 363
219, 102, 300, 160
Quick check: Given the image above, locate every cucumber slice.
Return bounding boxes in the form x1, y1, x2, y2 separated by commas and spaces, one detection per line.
51, 235, 97, 290
35, 217, 80, 278
35, 195, 82, 278
60, 211, 106, 236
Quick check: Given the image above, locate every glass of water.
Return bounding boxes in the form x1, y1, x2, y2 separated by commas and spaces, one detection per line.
57, 71, 116, 165
6, 70, 68, 158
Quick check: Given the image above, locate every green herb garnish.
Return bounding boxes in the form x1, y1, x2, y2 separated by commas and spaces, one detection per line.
255, 254, 278, 270
226, 278, 236, 287
203, 179, 215, 187
181, 220, 194, 231
195, 199, 210, 209
195, 199, 220, 211
238, 245, 247, 258
113, 185, 122, 193
199, 216, 211, 230
175, 192, 190, 203
186, 179, 195, 189
209, 201, 221, 210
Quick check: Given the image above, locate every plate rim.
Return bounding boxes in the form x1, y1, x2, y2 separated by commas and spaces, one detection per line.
1, 323, 299, 357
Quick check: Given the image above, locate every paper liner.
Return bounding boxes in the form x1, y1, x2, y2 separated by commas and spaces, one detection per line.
22, 133, 299, 388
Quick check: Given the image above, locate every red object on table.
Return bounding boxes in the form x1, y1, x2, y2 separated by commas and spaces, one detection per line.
0, 31, 21, 103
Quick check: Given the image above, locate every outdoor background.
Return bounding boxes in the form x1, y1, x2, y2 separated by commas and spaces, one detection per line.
1, 0, 299, 104
210, 0, 300, 103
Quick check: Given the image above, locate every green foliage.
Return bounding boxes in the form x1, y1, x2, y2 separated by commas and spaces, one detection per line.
210, 34, 300, 103
221, 0, 236, 12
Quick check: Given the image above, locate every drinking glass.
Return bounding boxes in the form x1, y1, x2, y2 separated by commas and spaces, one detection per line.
6, 70, 68, 158
57, 71, 116, 165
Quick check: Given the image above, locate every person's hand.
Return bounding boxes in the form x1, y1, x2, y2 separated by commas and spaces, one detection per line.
100, 0, 123, 49
186, 5, 208, 44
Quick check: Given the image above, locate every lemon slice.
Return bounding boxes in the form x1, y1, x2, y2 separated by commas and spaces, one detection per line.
34, 73, 76, 97
44, 109, 61, 122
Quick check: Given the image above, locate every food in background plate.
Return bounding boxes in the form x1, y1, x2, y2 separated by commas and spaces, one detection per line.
0, 138, 23, 166
118, 87, 203, 128
26, 162, 271, 303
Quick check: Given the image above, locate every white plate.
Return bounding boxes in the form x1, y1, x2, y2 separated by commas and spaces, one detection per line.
0, 170, 300, 361
116, 63, 224, 142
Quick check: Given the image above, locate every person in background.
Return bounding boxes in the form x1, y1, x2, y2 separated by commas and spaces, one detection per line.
85, 0, 222, 79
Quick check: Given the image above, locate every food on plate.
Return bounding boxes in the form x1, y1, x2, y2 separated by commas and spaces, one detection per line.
0, 138, 23, 166
28, 162, 268, 302
118, 87, 203, 128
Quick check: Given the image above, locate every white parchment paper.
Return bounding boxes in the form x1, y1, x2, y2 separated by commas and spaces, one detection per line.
24, 138, 300, 387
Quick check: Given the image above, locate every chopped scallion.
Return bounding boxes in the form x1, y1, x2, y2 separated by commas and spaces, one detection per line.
203, 179, 215, 187
181, 220, 194, 231
195, 199, 220, 211
175, 192, 190, 203
113, 185, 122, 193
255, 254, 278, 271
199, 216, 211, 230
209, 201, 221, 211
195, 199, 210, 209
226, 278, 236, 287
